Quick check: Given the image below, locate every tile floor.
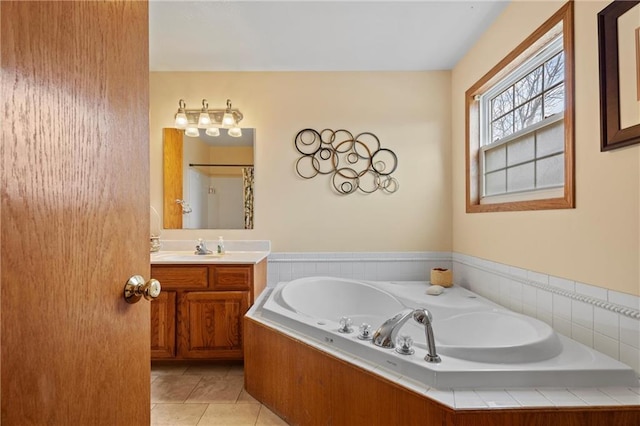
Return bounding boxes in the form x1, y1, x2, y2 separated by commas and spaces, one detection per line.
151, 362, 289, 426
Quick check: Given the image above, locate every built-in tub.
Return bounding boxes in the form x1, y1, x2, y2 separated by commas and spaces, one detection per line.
255, 276, 638, 389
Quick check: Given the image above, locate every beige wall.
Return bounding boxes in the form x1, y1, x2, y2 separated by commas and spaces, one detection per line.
151, 72, 452, 252
451, 0, 640, 295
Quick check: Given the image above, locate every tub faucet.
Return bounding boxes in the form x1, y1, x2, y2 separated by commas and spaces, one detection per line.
194, 239, 213, 255
413, 309, 441, 363
372, 308, 441, 363
372, 308, 415, 349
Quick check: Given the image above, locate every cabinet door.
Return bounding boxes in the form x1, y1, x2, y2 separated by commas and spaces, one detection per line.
178, 291, 249, 359
150, 291, 176, 359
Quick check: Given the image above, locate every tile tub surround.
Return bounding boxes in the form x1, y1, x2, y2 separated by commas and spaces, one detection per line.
267, 251, 452, 286
452, 253, 640, 377
265, 250, 639, 377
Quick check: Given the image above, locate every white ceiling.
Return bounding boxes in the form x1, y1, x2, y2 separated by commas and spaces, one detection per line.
149, 0, 509, 71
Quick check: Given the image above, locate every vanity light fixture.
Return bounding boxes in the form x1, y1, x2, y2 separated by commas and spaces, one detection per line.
228, 127, 242, 137
173, 98, 244, 136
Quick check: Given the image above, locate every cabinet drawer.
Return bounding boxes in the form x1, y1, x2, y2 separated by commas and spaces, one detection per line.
151, 265, 208, 289
210, 265, 252, 291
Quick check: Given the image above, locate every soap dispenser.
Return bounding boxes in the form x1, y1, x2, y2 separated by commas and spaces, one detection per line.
217, 236, 225, 254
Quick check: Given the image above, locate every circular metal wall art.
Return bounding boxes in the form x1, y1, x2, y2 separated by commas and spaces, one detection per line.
294, 128, 399, 195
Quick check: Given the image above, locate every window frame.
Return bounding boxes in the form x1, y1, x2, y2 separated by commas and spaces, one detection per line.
465, 1, 574, 213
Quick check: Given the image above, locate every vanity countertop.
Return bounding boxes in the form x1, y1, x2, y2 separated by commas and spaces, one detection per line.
151, 250, 269, 265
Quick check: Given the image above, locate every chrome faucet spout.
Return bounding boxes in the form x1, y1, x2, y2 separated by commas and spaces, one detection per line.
372, 308, 415, 349
194, 238, 213, 255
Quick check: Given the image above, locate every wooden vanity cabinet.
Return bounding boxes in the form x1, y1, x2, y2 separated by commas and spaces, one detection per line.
150, 260, 266, 360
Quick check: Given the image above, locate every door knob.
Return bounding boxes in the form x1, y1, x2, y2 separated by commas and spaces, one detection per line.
124, 275, 161, 304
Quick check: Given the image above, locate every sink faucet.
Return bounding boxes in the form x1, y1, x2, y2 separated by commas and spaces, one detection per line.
372, 308, 441, 363
194, 239, 213, 255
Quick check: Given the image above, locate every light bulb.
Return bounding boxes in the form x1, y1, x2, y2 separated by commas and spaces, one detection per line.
175, 99, 188, 129
228, 127, 242, 137
222, 112, 235, 128
197, 99, 211, 128
175, 113, 188, 129
198, 112, 211, 128
205, 126, 220, 137
185, 126, 199, 137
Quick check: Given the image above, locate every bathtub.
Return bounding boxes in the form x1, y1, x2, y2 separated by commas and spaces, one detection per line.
254, 276, 638, 389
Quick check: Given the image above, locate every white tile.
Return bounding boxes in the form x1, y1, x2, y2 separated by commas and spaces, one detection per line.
499, 277, 511, 307
568, 388, 619, 406
620, 343, 640, 374
572, 324, 594, 347
537, 388, 587, 406
572, 300, 593, 329
291, 263, 305, 279
315, 262, 329, 275
474, 390, 520, 408
453, 390, 488, 409
608, 291, 640, 311
528, 271, 549, 285
549, 276, 575, 293
553, 316, 572, 337
277, 263, 292, 281
575, 282, 608, 301
493, 262, 510, 275
599, 387, 640, 405
506, 389, 552, 407
522, 303, 536, 318
303, 262, 317, 275
594, 332, 619, 360
364, 263, 377, 280
352, 262, 365, 280
523, 285, 537, 306
340, 262, 353, 277
536, 289, 553, 313
537, 309, 552, 326
594, 307, 619, 339
620, 316, 640, 349
425, 388, 455, 408
552, 294, 572, 321
509, 281, 523, 301
509, 266, 528, 280
327, 263, 341, 277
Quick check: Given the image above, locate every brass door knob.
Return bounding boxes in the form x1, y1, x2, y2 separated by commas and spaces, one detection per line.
124, 275, 161, 304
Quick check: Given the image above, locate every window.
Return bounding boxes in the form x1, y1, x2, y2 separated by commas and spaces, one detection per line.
466, 2, 574, 212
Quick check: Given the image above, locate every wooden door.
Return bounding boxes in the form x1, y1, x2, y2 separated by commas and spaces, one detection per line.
178, 292, 249, 359
1, 2, 150, 425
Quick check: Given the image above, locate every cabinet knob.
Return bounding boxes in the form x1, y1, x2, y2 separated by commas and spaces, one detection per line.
124, 275, 161, 304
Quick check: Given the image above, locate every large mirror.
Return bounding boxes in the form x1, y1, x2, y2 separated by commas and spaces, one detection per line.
163, 127, 255, 229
